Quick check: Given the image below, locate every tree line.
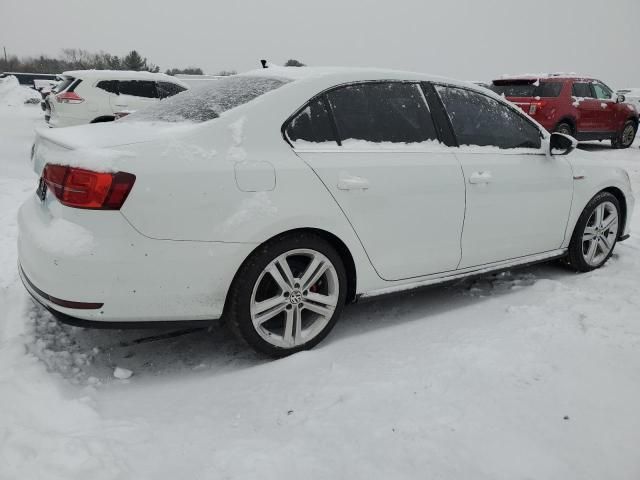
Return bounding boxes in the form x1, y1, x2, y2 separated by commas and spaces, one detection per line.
0, 48, 306, 75
0, 48, 213, 76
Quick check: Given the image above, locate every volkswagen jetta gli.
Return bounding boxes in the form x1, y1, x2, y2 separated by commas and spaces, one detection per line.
19, 67, 634, 356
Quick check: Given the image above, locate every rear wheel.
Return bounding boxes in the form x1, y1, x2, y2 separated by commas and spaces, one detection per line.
554, 122, 574, 136
226, 233, 347, 357
567, 192, 621, 272
611, 120, 636, 149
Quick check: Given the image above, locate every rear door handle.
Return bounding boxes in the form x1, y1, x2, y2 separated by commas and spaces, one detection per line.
469, 171, 493, 184
337, 173, 370, 190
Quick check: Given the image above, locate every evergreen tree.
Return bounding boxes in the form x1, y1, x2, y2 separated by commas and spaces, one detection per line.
284, 59, 305, 67
123, 50, 146, 71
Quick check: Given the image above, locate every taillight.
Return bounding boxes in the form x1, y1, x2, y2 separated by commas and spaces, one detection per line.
56, 91, 84, 104
42, 164, 136, 210
529, 100, 546, 115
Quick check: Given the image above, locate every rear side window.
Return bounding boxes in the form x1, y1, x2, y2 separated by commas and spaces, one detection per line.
96, 80, 119, 94
436, 85, 542, 149
119, 80, 157, 98
572, 82, 594, 98
490, 81, 563, 98
326, 82, 438, 144
286, 98, 336, 145
157, 82, 187, 99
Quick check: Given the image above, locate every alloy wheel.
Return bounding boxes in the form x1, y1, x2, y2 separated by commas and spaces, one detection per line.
622, 124, 636, 147
250, 248, 339, 348
582, 201, 619, 267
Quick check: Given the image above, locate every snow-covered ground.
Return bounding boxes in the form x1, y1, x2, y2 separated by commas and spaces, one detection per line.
1, 94, 640, 480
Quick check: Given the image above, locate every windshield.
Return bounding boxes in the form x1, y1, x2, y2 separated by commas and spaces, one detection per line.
124, 76, 291, 123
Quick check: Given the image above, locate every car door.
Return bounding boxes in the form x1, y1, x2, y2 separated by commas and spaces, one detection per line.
433, 84, 574, 268
287, 82, 466, 281
572, 81, 601, 133
111, 80, 158, 113
592, 81, 620, 132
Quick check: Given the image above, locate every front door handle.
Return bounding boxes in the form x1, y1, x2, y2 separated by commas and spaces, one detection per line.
337, 173, 370, 190
469, 171, 493, 184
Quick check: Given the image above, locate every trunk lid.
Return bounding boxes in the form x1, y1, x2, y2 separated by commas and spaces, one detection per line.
32, 121, 187, 176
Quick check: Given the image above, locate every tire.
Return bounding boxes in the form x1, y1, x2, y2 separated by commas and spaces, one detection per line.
566, 192, 621, 272
226, 232, 348, 357
90, 116, 115, 124
554, 122, 574, 136
611, 120, 636, 149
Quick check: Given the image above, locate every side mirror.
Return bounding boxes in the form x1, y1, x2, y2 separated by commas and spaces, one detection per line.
616, 94, 626, 104
550, 132, 577, 156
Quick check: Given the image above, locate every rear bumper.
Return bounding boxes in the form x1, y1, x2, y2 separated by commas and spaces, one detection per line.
18, 195, 256, 324
47, 113, 87, 128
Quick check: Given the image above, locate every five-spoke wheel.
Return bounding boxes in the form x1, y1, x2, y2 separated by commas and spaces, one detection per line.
227, 233, 347, 357
250, 249, 340, 349
568, 192, 621, 271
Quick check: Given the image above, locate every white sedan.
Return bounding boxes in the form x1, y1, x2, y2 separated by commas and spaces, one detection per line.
19, 67, 634, 356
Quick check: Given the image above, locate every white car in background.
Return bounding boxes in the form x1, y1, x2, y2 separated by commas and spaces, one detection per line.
45, 70, 188, 127
617, 88, 640, 111
20, 68, 634, 357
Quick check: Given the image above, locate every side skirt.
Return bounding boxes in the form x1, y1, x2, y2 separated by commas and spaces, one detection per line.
575, 131, 616, 141
357, 249, 567, 301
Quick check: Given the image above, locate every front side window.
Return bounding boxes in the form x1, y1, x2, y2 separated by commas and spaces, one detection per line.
572, 82, 594, 98
436, 85, 542, 149
326, 82, 438, 144
285, 97, 336, 145
593, 82, 613, 100
119, 80, 157, 98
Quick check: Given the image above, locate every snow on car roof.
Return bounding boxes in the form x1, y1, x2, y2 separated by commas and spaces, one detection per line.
62, 69, 187, 86
240, 65, 481, 91
496, 72, 590, 81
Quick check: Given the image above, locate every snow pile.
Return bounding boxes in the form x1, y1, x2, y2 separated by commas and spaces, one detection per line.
0, 76, 42, 106
2, 103, 640, 479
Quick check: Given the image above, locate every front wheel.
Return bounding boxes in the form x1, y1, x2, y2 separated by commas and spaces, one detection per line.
611, 120, 636, 149
226, 233, 347, 357
567, 192, 621, 272
554, 122, 574, 136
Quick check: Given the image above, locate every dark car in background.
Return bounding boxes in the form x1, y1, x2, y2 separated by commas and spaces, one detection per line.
0, 72, 60, 90
490, 75, 638, 149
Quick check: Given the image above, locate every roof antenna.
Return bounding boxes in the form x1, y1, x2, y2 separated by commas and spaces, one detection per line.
260, 59, 268, 69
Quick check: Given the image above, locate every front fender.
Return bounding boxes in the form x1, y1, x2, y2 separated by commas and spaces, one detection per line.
562, 156, 634, 247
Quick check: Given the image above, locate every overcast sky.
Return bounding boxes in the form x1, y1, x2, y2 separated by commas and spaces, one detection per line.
1, 0, 638, 87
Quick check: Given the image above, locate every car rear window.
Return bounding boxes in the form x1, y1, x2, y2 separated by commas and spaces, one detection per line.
490, 81, 563, 98
53, 76, 76, 93
124, 76, 291, 123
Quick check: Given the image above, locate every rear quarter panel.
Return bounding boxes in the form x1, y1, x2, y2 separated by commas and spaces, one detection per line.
118, 94, 382, 293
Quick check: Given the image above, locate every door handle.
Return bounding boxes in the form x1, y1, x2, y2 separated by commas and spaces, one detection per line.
469, 171, 493, 184
337, 173, 370, 190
